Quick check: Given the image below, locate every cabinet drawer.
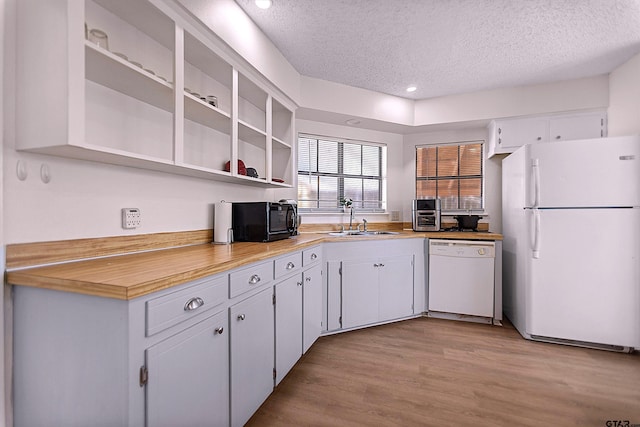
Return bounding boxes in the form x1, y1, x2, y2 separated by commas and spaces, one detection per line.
303, 247, 322, 267
229, 261, 273, 298
146, 276, 227, 336
274, 252, 302, 279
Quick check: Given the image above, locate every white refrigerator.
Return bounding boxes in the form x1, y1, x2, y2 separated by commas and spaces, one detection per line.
502, 135, 640, 350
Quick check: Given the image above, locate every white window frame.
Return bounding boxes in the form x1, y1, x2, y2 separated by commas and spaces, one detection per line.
297, 133, 387, 213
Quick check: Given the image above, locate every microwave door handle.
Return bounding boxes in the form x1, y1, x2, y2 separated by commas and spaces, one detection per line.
287, 206, 296, 233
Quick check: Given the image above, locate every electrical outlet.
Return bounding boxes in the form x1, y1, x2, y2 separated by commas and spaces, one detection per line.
390, 210, 400, 221
122, 208, 141, 229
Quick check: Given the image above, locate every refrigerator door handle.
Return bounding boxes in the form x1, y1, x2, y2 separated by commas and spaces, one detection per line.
530, 158, 540, 208
532, 209, 541, 259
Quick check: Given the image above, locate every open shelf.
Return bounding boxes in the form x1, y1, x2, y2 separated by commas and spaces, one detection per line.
238, 120, 268, 147
238, 73, 267, 133
184, 31, 232, 115
272, 138, 293, 186
272, 98, 293, 143
17, 0, 296, 188
184, 93, 231, 131
85, 43, 174, 112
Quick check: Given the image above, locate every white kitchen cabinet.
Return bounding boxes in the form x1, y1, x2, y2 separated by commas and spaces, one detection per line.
16, 0, 295, 187
488, 117, 547, 155
146, 310, 229, 427
548, 113, 606, 142
325, 239, 425, 333
229, 287, 275, 427
274, 274, 303, 385
341, 260, 380, 329
302, 263, 323, 353
378, 256, 415, 321
487, 111, 606, 157
342, 255, 414, 330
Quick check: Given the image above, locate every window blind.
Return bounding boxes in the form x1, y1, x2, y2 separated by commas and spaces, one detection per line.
298, 135, 385, 211
416, 141, 484, 211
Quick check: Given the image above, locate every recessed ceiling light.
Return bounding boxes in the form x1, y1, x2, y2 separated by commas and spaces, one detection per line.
255, 0, 272, 9
406, 85, 417, 93
345, 119, 361, 125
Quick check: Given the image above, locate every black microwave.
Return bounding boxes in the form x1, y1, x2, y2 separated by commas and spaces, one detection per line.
232, 202, 298, 242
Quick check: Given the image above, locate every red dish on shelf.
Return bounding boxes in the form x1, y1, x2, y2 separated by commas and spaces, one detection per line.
272, 178, 284, 183
224, 160, 247, 175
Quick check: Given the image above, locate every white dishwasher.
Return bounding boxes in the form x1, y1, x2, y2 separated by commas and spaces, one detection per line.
428, 239, 495, 318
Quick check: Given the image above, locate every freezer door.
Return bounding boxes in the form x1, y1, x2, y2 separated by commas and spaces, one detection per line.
526, 208, 640, 347
525, 135, 640, 208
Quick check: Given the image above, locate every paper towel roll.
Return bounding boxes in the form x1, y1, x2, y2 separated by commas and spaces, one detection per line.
214, 202, 233, 244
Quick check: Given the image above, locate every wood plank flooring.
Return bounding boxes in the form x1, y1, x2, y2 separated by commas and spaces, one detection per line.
247, 317, 640, 427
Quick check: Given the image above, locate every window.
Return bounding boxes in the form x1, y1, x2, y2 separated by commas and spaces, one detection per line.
416, 141, 483, 211
298, 134, 385, 212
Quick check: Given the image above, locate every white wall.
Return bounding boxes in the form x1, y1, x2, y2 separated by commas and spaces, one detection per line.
608, 52, 640, 136
402, 127, 503, 233
300, 76, 414, 126
414, 75, 609, 126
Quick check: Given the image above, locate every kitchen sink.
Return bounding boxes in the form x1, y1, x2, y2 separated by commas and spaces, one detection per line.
327, 230, 400, 237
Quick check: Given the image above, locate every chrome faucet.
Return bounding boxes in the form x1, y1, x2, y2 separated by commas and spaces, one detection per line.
358, 219, 368, 232
349, 206, 355, 230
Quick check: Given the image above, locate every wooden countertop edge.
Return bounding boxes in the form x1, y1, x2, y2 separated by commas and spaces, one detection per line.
7, 231, 501, 300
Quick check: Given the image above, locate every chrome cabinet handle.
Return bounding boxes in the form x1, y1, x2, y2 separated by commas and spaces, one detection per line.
305, 277, 311, 282
537, 136, 542, 141
248, 274, 261, 285
373, 263, 385, 268
297, 281, 303, 287
286, 262, 295, 270
184, 297, 204, 311
214, 327, 224, 335
555, 135, 561, 139
237, 314, 246, 321
310, 253, 318, 260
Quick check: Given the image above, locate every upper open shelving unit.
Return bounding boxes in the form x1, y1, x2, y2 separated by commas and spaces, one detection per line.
16, 0, 296, 188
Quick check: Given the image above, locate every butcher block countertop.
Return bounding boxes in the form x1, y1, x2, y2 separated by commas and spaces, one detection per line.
6, 230, 502, 300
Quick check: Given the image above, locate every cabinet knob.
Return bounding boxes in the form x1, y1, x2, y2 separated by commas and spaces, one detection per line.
286, 262, 295, 270
248, 274, 261, 285
237, 314, 246, 321
297, 281, 303, 287
305, 276, 312, 282
310, 253, 318, 260
184, 297, 204, 311
555, 135, 561, 139
214, 327, 224, 335
537, 136, 542, 141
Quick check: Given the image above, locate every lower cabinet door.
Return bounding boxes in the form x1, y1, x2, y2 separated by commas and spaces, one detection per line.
146, 310, 229, 427
275, 275, 303, 384
378, 255, 414, 321
230, 287, 275, 427
302, 264, 322, 353
341, 260, 379, 329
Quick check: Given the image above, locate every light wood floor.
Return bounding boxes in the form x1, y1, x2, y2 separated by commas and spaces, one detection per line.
247, 317, 640, 427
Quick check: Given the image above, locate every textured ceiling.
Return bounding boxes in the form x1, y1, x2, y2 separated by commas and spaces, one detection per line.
235, 0, 640, 100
